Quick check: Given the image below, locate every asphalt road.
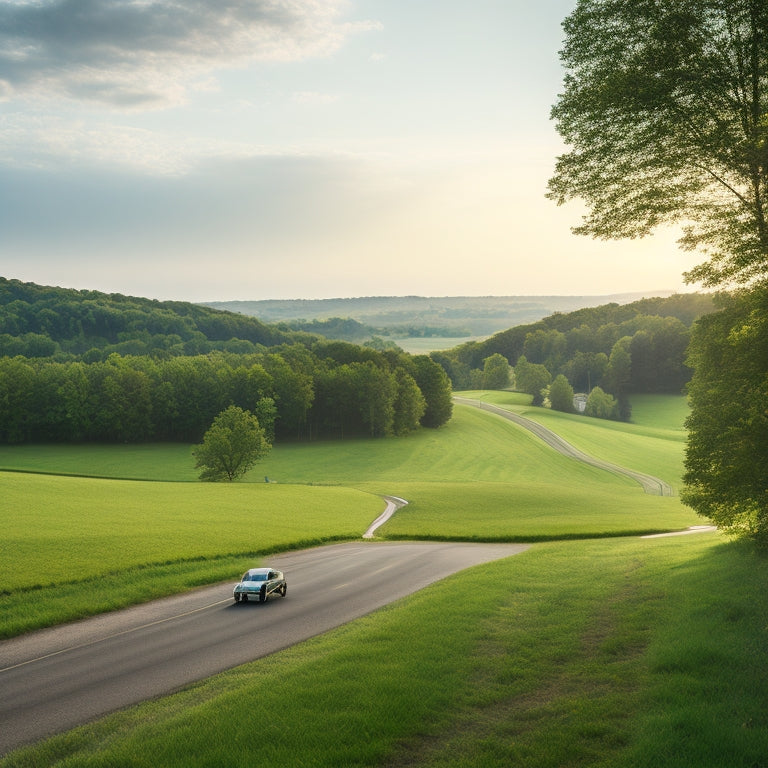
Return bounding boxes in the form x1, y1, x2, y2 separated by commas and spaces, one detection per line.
0, 541, 528, 756
453, 397, 675, 496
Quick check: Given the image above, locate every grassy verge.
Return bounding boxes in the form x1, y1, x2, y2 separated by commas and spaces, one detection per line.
5, 533, 766, 768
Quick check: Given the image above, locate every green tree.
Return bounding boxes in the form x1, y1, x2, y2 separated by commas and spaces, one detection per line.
584, 386, 617, 420
548, 1, 768, 287
482, 353, 511, 389
523, 329, 567, 374
548, 374, 575, 413
682, 291, 768, 543
513, 355, 552, 406
411, 355, 453, 428
564, 350, 608, 393
192, 405, 271, 482
392, 368, 426, 436
0, 357, 36, 442
604, 336, 633, 421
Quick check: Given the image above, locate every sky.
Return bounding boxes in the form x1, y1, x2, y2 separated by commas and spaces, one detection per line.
0, 0, 701, 303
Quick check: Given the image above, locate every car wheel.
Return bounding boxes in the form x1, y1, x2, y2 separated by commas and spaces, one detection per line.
234, 593, 241, 603
280, 584, 287, 597
260, 585, 268, 603
242, 594, 248, 603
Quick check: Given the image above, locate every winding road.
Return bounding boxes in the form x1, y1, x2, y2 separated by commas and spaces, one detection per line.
453, 396, 675, 496
0, 541, 528, 756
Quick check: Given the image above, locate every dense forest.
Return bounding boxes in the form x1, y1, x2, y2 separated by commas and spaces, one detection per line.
0, 277, 306, 359
0, 279, 452, 444
0, 278, 716, 442
430, 292, 716, 418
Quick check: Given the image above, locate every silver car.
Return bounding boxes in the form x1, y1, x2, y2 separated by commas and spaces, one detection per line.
233, 567, 287, 604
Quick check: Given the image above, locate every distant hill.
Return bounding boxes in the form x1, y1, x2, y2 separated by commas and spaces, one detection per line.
0, 277, 306, 358
203, 292, 678, 339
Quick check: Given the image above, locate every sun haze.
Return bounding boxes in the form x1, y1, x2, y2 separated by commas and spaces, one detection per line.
0, 0, 697, 301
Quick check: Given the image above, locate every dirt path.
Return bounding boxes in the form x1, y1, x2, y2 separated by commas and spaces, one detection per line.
453, 397, 675, 497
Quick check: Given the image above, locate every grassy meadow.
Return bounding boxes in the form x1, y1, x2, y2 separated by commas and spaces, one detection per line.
1, 396, 699, 635
3, 392, 767, 766
1, 474, 381, 636
456, 390, 689, 490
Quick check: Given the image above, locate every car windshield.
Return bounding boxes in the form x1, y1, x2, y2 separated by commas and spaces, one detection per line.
243, 573, 267, 582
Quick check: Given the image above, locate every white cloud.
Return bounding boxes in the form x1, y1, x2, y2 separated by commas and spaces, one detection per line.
0, 0, 380, 109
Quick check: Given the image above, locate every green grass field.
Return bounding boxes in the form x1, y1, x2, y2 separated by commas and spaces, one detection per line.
0, 398, 699, 635
3, 392, 766, 767
455, 391, 689, 489
0, 476, 381, 636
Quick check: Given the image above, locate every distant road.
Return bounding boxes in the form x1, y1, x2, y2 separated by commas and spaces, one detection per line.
0, 541, 528, 756
453, 397, 675, 497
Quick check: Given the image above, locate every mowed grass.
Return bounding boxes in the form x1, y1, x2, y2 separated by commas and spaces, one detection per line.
0, 474, 381, 636
456, 391, 689, 490
6, 533, 767, 768
0, 443, 199, 481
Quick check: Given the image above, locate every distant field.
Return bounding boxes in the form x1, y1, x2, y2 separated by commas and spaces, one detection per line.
203, 292, 665, 337
455, 391, 689, 490
392, 336, 482, 354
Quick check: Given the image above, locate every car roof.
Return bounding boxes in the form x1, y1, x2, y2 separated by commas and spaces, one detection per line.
244, 567, 273, 575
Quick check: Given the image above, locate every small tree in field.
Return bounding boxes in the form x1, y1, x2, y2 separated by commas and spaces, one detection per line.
193, 405, 271, 482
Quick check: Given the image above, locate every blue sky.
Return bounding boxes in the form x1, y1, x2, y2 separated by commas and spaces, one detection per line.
0, 0, 698, 302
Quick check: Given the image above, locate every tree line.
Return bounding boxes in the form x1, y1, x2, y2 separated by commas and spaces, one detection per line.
430, 293, 715, 419
0, 341, 452, 445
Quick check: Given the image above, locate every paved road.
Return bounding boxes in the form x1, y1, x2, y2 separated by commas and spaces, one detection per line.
0, 541, 528, 756
454, 397, 675, 496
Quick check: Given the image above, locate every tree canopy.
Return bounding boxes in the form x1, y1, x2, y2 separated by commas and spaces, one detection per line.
682, 290, 768, 543
548, 0, 768, 288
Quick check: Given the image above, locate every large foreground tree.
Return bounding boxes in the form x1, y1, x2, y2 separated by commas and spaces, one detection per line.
548, 0, 768, 287
681, 291, 768, 543
550, 0, 768, 543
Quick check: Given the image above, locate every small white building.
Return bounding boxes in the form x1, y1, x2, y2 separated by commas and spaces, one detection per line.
573, 393, 588, 413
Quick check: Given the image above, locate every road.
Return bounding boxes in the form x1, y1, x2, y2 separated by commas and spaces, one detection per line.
0, 541, 528, 756
453, 396, 675, 496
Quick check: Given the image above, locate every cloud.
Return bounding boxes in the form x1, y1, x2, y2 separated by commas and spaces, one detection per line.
0, 0, 380, 108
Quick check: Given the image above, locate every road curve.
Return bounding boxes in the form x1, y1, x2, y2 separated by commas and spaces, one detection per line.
363, 495, 409, 538
453, 396, 674, 496
0, 541, 528, 756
